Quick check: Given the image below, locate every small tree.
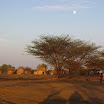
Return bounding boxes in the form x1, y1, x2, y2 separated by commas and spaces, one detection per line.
0, 64, 15, 74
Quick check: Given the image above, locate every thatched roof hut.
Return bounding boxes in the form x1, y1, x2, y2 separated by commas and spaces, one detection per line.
17, 67, 24, 75
7, 68, 15, 74
34, 66, 47, 75
37, 66, 46, 71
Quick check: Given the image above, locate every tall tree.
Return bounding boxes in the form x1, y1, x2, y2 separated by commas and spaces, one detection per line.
26, 35, 101, 78
27, 35, 72, 78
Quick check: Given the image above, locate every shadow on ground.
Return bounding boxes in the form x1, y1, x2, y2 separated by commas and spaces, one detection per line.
39, 89, 66, 104
39, 90, 90, 104
68, 91, 90, 104
39, 90, 103, 104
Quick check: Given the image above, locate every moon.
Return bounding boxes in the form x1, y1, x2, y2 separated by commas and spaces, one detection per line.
73, 11, 77, 14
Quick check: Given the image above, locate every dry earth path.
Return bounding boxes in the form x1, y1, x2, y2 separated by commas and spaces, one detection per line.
0, 79, 104, 104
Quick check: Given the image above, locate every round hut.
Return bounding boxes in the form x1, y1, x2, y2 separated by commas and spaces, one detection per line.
17, 67, 24, 75
34, 66, 47, 75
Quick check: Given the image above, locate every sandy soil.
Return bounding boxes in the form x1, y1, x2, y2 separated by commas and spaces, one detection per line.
0, 75, 104, 104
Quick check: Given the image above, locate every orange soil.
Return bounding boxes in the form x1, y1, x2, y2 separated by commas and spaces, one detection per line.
0, 75, 104, 104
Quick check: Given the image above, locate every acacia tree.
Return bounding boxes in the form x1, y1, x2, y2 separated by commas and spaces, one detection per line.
27, 35, 71, 78
86, 58, 104, 70
26, 35, 101, 78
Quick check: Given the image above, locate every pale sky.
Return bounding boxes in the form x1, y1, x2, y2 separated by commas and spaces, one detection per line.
0, 0, 104, 69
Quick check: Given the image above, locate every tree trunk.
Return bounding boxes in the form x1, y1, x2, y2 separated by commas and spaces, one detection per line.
67, 72, 71, 79
57, 71, 60, 79
57, 74, 59, 79
56, 67, 61, 79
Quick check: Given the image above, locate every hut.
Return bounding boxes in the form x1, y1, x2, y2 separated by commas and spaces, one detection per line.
17, 67, 24, 75
7, 68, 15, 74
34, 66, 47, 75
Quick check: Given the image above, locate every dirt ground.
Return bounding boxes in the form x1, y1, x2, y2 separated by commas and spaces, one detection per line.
0, 75, 104, 104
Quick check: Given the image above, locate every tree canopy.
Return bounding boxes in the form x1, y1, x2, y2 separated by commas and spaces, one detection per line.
26, 35, 103, 78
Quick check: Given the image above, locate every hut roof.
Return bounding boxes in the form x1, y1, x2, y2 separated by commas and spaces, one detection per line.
37, 66, 46, 71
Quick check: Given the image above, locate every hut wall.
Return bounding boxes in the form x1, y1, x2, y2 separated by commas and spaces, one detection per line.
34, 70, 46, 75
17, 68, 24, 75
7, 70, 14, 74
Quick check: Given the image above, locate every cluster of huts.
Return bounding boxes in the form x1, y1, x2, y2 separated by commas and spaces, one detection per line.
0, 65, 57, 75
2, 67, 31, 75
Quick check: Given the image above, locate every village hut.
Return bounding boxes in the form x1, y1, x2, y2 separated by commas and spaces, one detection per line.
34, 66, 47, 75
7, 68, 15, 74
17, 67, 24, 75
